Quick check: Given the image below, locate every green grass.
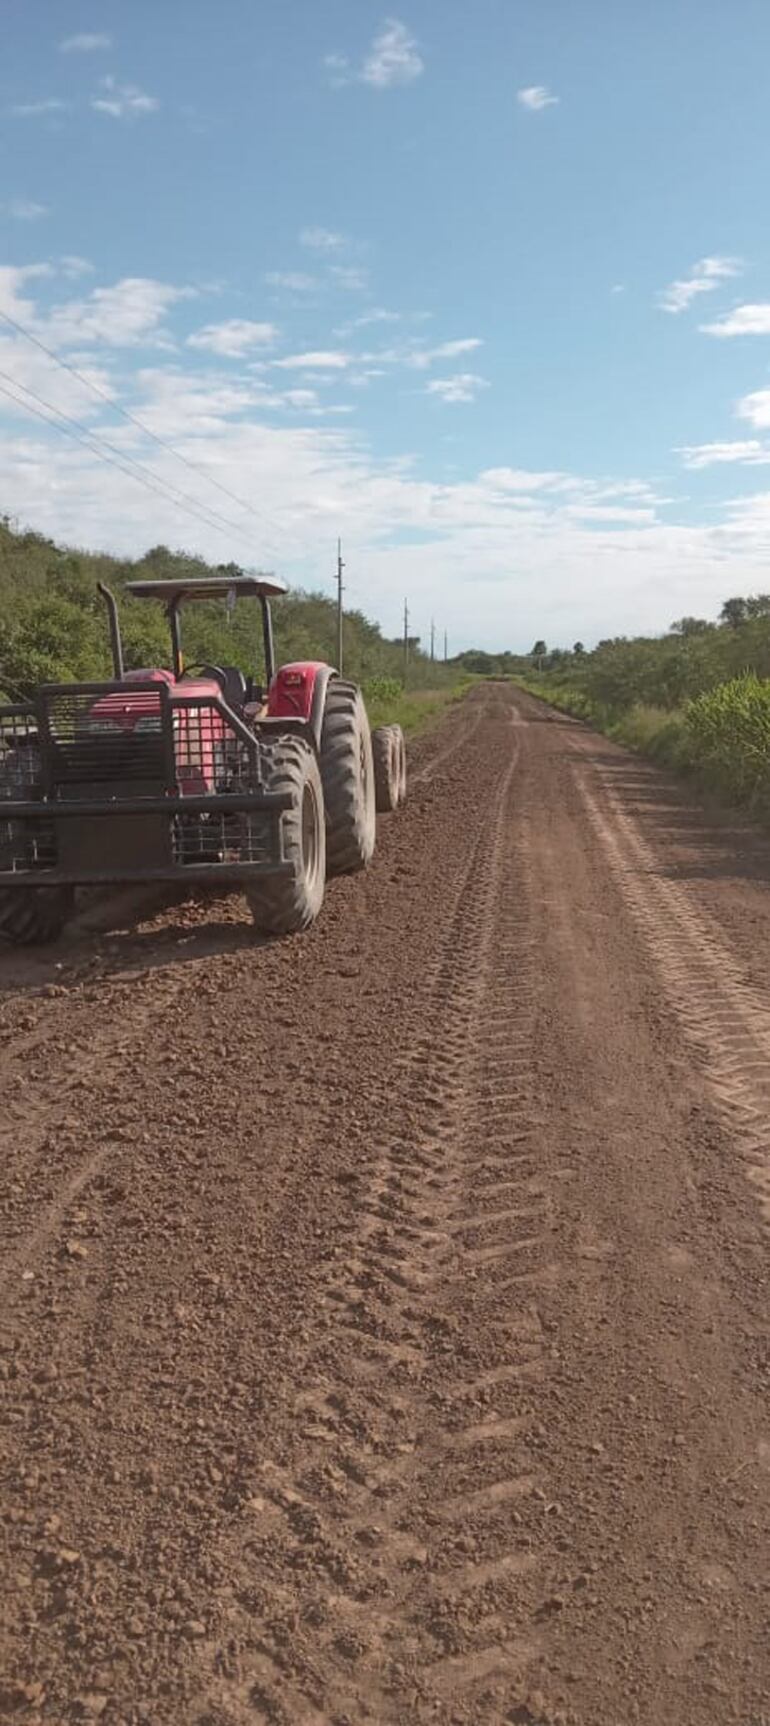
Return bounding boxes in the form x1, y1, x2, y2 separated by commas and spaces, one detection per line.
364, 675, 475, 736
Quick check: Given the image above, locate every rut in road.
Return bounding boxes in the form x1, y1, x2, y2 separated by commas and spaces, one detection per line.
202, 725, 557, 1723
571, 738, 770, 1228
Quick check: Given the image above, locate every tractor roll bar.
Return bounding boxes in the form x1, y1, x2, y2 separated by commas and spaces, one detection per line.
261, 596, 275, 685
97, 583, 124, 680
165, 592, 275, 685
97, 578, 278, 686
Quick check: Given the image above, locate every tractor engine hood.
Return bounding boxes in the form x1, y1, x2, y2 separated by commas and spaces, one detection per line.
88, 668, 223, 730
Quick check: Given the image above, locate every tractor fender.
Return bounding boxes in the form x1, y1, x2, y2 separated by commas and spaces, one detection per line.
267, 662, 336, 748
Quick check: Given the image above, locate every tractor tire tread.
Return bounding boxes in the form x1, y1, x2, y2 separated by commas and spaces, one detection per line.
320, 679, 376, 875
245, 735, 325, 936
372, 724, 401, 813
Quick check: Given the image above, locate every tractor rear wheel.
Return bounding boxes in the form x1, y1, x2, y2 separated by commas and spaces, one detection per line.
372, 724, 402, 813
0, 886, 74, 947
245, 736, 325, 935
320, 679, 376, 875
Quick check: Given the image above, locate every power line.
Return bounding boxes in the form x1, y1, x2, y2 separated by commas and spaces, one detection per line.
0, 303, 290, 547
0, 367, 255, 547
0, 370, 258, 549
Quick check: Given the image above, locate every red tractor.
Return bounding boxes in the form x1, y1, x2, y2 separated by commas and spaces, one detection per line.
0, 575, 406, 944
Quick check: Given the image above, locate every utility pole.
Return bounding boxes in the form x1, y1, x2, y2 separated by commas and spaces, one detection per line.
336, 537, 345, 673
403, 597, 409, 685
430, 618, 435, 662
443, 628, 448, 664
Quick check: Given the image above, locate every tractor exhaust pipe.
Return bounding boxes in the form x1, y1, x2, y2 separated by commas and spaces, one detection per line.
97, 582, 125, 680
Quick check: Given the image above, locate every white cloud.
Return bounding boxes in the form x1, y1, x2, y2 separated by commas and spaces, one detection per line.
323, 53, 353, 88
92, 77, 159, 119
11, 98, 69, 117
351, 308, 401, 329
7, 267, 770, 651
348, 368, 387, 387
44, 277, 194, 348
657, 255, 742, 315
281, 388, 320, 410
265, 271, 319, 293
60, 32, 111, 52
325, 17, 423, 89
187, 319, 278, 358
701, 302, 770, 337
426, 373, 489, 404
0, 311, 116, 421
328, 264, 368, 292
59, 255, 95, 280
3, 200, 48, 221
3, 350, 768, 651
566, 503, 656, 524
517, 85, 559, 111
362, 18, 423, 87
300, 226, 345, 252
737, 388, 770, 431
409, 337, 483, 370
481, 468, 575, 493
678, 439, 770, 469
0, 264, 54, 322
273, 350, 351, 370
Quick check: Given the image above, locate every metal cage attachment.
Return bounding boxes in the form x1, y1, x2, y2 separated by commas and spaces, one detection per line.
0, 681, 293, 885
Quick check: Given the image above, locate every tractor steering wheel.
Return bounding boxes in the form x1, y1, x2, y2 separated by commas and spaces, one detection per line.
178, 661, 211, 679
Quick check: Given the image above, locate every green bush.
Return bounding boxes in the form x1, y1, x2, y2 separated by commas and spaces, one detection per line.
363, 675, 403, 708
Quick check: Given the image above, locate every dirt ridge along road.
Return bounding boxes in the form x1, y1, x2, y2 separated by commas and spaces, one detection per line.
0, 681, 768, 1726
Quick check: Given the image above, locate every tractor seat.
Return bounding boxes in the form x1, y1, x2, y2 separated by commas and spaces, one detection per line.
198, 664, 248, 711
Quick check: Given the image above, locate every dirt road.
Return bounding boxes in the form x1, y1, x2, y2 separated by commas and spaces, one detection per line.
1, 683, 768, 1726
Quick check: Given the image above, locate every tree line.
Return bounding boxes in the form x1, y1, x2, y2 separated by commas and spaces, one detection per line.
0, 519, 450, 701
454, 594, 770, 713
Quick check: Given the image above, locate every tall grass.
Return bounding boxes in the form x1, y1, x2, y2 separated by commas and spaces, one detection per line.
686, 674, 770, 806
521, 671, 770, 815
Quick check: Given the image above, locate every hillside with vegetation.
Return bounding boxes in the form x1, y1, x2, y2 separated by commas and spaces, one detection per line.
0, 518, 455, 728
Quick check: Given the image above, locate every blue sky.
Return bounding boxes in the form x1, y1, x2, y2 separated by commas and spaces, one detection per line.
3, 1, 770, 650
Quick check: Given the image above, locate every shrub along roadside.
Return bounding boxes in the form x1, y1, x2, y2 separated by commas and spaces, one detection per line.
517, 673, 770, 817
364, 675, 475, 736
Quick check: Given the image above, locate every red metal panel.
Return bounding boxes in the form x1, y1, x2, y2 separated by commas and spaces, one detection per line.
267, 662, 327, 720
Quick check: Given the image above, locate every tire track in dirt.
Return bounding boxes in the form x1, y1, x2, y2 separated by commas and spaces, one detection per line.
409, 684, 487, 786
199, 719, 559, 1723
5, 682, 769, 1726
572, 747, 770, 1227
0, 685, 505, 1299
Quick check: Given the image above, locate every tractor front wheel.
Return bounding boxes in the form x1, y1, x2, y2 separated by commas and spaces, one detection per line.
320, 679, 376, 875
0, 886, 74, 947
246, 737, 325, 936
